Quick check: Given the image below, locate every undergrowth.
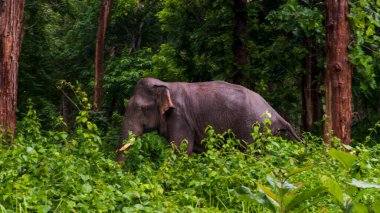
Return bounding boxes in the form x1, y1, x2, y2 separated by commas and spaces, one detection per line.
0, 102, 379, 212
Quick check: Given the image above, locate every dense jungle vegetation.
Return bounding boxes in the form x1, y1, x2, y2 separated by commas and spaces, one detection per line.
1, 0, 380, 212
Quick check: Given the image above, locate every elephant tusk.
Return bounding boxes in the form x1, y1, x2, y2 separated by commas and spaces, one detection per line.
115, 143, 134, 153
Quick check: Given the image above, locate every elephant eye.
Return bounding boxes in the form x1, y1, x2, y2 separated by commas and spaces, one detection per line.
133, 103, 146, 111
140, 105, 149, 112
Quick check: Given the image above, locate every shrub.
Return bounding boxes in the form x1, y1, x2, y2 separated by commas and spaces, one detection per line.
0, 103, 379, 212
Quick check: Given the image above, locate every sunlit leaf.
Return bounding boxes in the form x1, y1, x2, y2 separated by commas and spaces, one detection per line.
288, 165, 315, 176
328, 149, 357, 170
232, 186, 275, 211
285, 187, 325, 210
37, 205, 51, 213
82, 183, 92, 193
320, 175, 344, 203
373, 200, 380, 213
350, 179, 380, 189
232, 186, 256, 202
352, 202, 368, 213
257, 183, 279, 206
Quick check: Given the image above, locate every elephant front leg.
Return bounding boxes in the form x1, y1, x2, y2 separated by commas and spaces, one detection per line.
167, 120, 194, 154
169, 138, 194, 154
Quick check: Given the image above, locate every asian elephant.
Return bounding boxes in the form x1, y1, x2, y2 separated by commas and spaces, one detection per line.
117, 77, 300, 161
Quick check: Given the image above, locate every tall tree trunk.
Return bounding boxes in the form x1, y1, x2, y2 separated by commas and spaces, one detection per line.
0, 0, 25, 140
324, 0, 352, 144
136, 21, 144, 52
302, 53, 314, 132
302, 39, 323, 132
130, 20, 144, 53
61, 93, 70, 130
94, 0, 112, 110
232, 0, 249, 85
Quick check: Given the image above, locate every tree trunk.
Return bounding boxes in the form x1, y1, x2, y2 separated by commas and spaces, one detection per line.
302, 39, 323, 132
0, 0, 25, 140
61, 93, 70, 130
232, 0, 249, 85
94, 0, 112, 110
302, 55, 314, 132
136, 21, 144, 52
324, 0, 352, 144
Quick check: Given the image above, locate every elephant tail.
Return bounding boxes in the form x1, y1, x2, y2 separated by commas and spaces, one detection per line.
286, 124, 302, 142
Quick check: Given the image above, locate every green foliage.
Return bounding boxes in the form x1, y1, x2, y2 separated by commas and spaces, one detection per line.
232, 121, 380, 212
152, 44, 186, 82
349, 0, 380, 91
266, 0, 324, 41
104, 48, 154, 113
9, 1, 380, 211
349, 0, 380, 142
233, 174, 325, 213
328, 149, 358, 173
321, 147, 380, 213
352, 117, 380, 147
19, 0, 99, 116
361, 121, 380, 147
157, 0, 235, 81
18, 0, 380, 141
1, 103, 380, 212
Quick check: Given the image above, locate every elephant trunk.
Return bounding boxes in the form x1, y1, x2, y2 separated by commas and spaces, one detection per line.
116, 118, 143, 163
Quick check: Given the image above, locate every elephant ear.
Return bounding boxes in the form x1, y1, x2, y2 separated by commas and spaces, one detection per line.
154, 85, 175, 115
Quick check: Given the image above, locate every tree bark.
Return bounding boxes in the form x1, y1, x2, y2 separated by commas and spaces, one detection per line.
0, 0, 25, 140
302, 55, 314, 132
302, 39, 323, 132
61, 93, 70, 128
232, 0, 249, 85
324, 0, 352, 144
94, 0, 113, 110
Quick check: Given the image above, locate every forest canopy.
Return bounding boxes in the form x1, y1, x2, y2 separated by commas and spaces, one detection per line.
13, 0, 379, 143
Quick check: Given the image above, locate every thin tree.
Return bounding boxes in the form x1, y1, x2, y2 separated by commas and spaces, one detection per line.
0, 0, 26, 140
324, 0, 352, 144
94, 0, 113, 110
232, 0, 249, 85
302, 39, 323, 132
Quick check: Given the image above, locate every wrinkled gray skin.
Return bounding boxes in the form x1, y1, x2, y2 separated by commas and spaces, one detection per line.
117, 77, 300, 161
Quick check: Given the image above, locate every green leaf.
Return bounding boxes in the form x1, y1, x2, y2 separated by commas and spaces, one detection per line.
38, 205, 51, 213
257, 189, 277, 212
82, 183, 92, 193
288, 164, 315, 176
373, 200, 380, 213
286, 187, 326, 211
353, 202, 368, 213
233, 186, 276, 211
266, 175, 280, 189
320, 175, 344, 203
350, 179, 380, 189
257, 183, 279, 206
292, 196, 328, 213
342, 144, 353, 150
232, 186, 257, 202
366, 27, 374, 36
26, 147, 35, 154
328, 149, 357, 170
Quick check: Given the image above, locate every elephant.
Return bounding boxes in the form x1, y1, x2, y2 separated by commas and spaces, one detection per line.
117, 77, 301, 161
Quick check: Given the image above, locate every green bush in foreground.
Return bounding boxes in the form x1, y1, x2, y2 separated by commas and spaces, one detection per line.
0, 104, 379, 212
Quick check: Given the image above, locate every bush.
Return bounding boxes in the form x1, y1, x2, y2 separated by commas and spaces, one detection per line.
0, 103, 379, 212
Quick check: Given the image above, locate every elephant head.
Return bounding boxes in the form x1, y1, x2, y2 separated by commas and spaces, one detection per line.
117, 78, 174, 161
